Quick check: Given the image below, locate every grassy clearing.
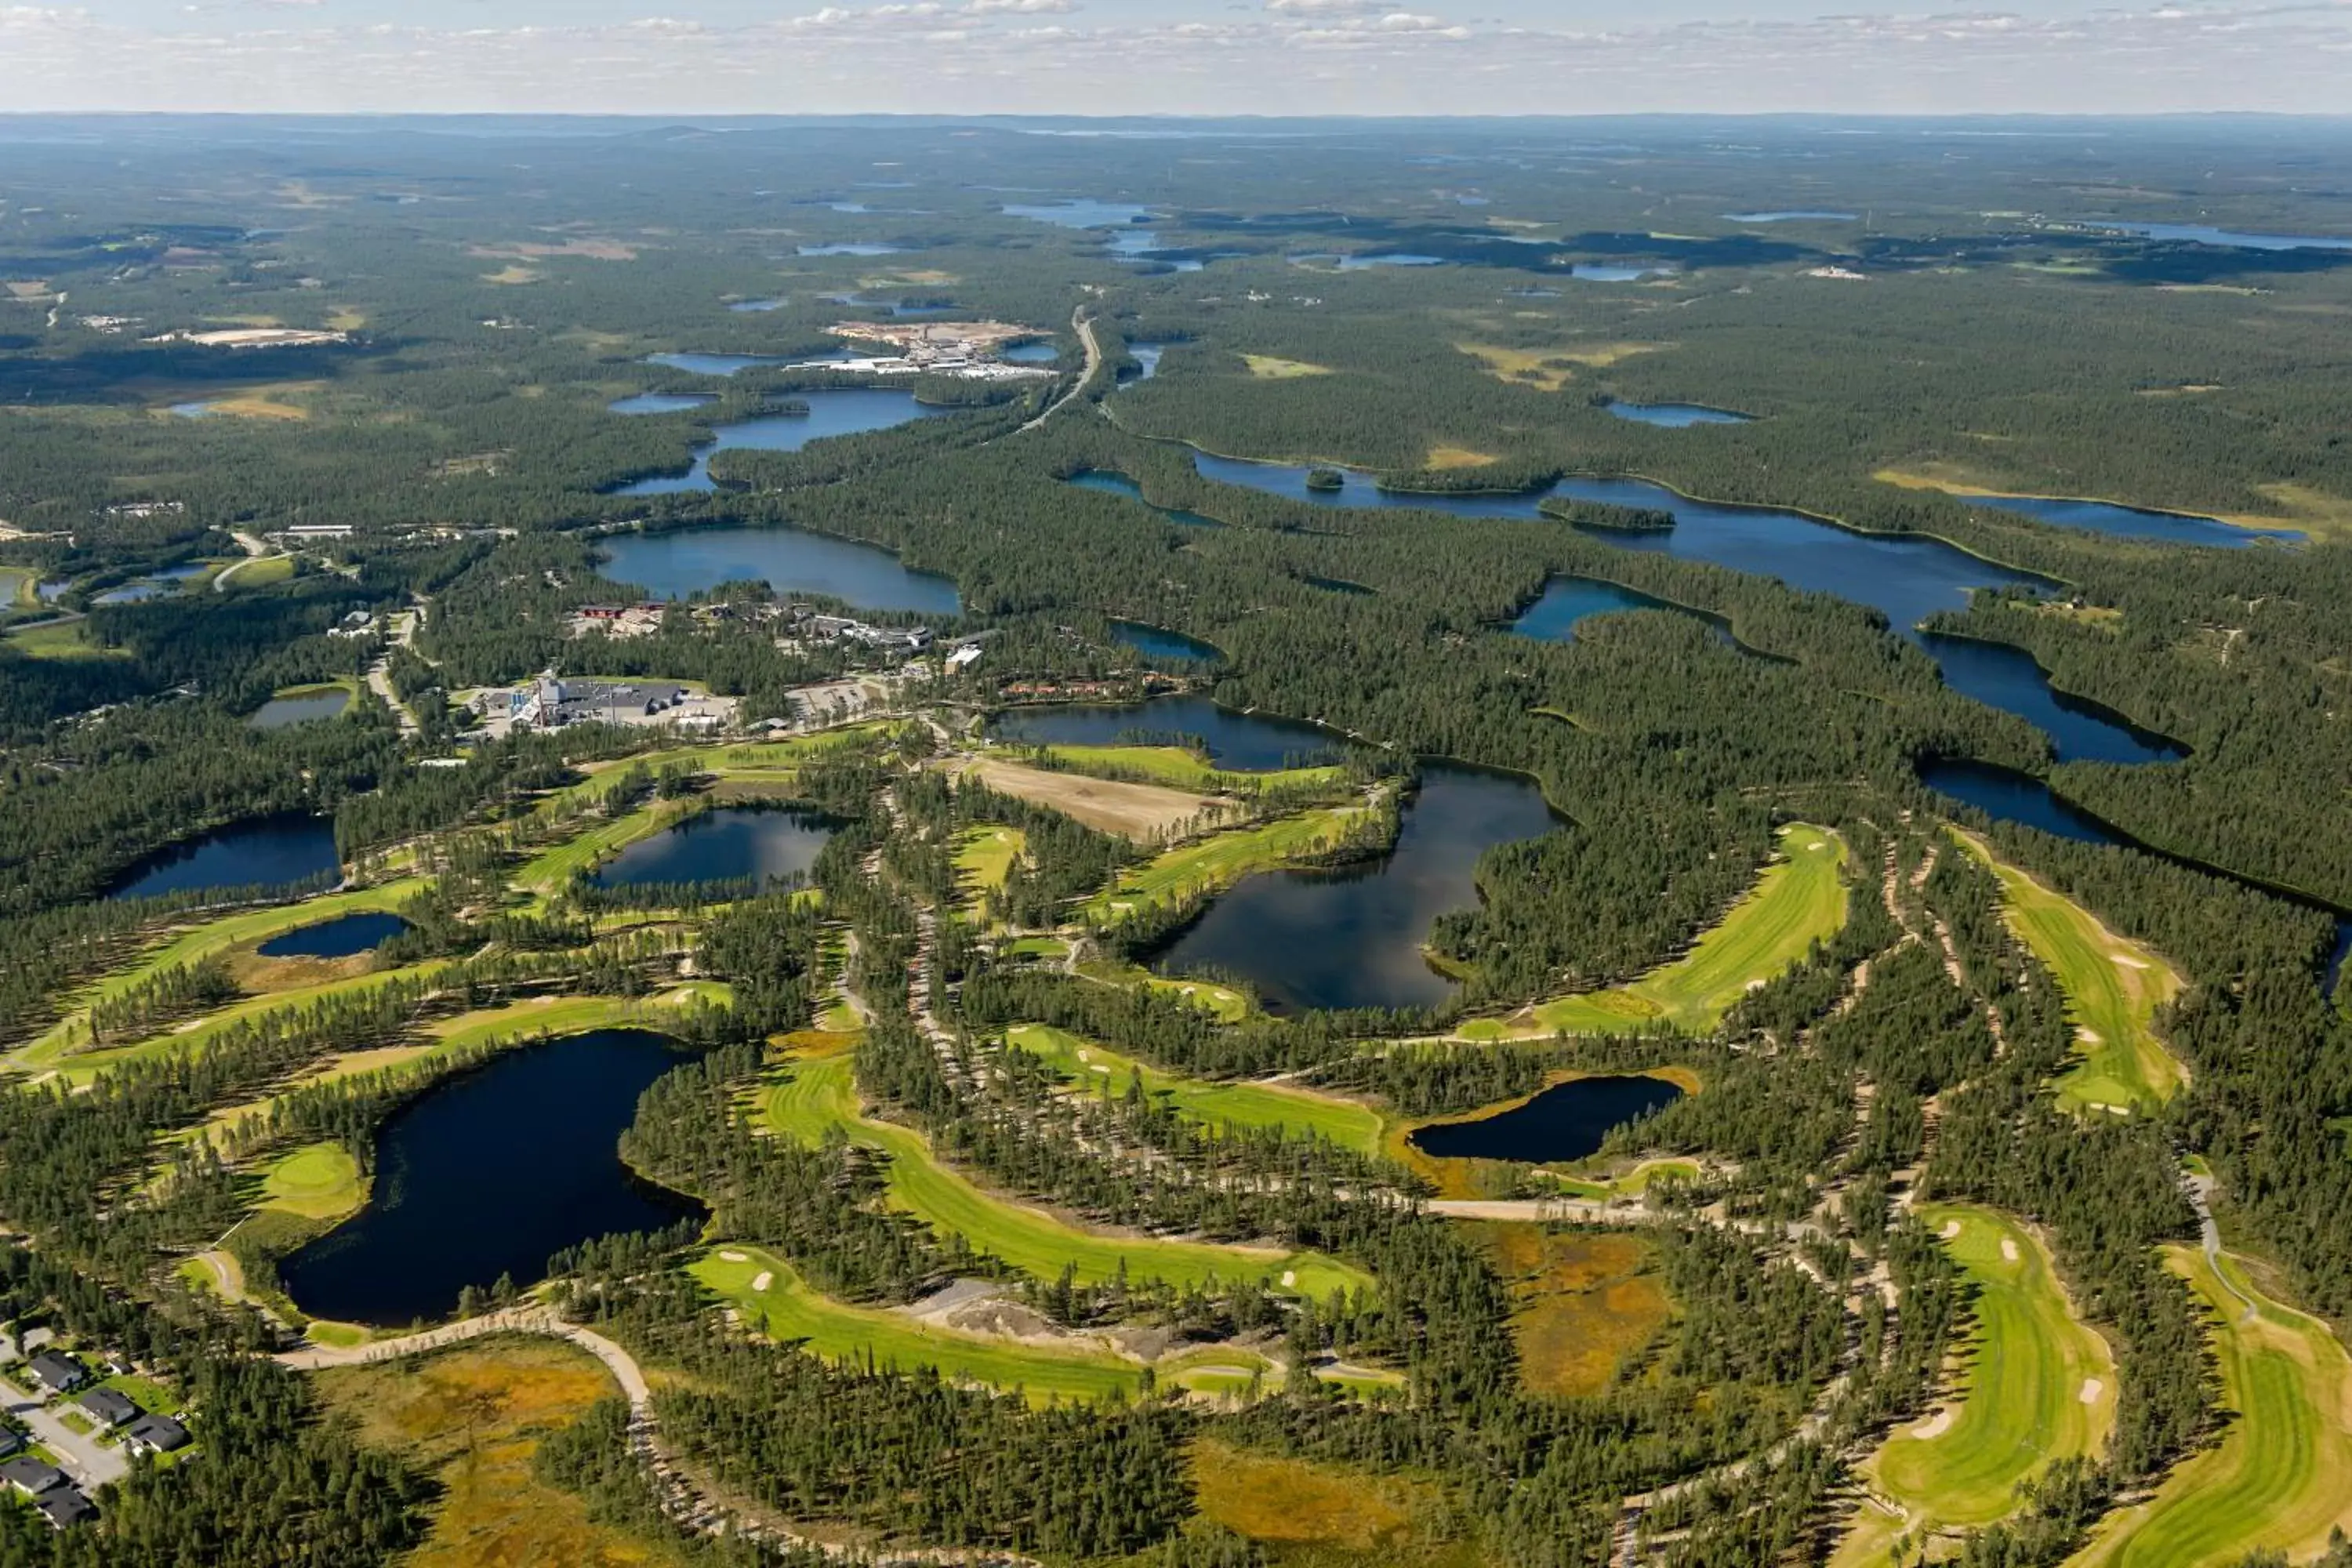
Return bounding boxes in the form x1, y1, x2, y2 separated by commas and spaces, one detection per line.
1853, 1205, 2114, 1546
1025, 743, 1345, 795
9, 879, 430, 1073
1479, 1225, 1671, 1399
1543, 1157, 1702, 1203
1240, 354, 1331, 379
954, 825, 1025, 906
1957, 832, 2186, 1114
317, 1335, 699, 1568
758, 1047, 1367, 1299
2074, 1247, 2352, 1568
1081, 803, 1374, 927
1189, 1436, 1457, 1559
219, 554, 295, 591
0, 567, 36, 606
6, 619, 127, 659
258, 1142, 365, 1221
1427, 446, 1498, 470
1469, 826, 1846, 1038
691, 1247, 1147, 1404
1076, 959, 1252, 1022
1007, 1023, 1383, 1155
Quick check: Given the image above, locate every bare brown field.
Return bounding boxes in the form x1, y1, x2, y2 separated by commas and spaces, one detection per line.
967, 758, 1225, 842
1480, 1225, 1671, 1399
1427, 446, 1499, 470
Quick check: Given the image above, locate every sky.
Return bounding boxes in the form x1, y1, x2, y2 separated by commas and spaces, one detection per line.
2, 0, 2349, 115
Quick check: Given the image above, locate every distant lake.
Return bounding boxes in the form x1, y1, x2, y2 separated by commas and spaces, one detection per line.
599, 525, 961, 613
994, 695, 1344, 771
1003, 201, 1154, 228
1339, 253, 1446, 270
251, 688, 352, 729
1409, 1075, 1685, 1163
93, 582, 169, 604
1065, 470, 1221, 528
1512, 576, 1734, 648
1111, 619, 1221, 662
609, 392, 719, 416
278, 1029, 703, 1326
1149, 762, 1557, 1014
107, 815, 341, 901
1921, 635, 2185, 767
606, 390, 949, 495
259, 910, 412, 959
592, 805, 837, 890
1606, 401, 1753, 428
169, 401, 226, 418
797, 243, 904, 257
1004, 342, 1060, 363
2086, 221, 2352, 252
1724, 210, 1856, 223
1954, 492, 2299, 548
1571, 263, 1672, 281
1122, 342, 1170, 383
728, 298, 788, 313
645, 351, 793, 377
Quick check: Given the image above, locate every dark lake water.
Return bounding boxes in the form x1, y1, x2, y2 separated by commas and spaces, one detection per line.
1573, 263, 1673, 281
598, 525, 961, 613
1124, 343, 1168, 382
1409, 1075, 1686, 1163
93, 581, 169, 604
728, 298, 788, 313
1004, 341, 1061, 364
1511, 575, 1734, 648
1150, 762, 1558, 1013
2087, 221, 2352, 252
107, 815, 341, 901
797, 242, 904, 256
1606, 401, 1753, 428
607, 390, 950, 495
645, 351, 791, 376
993, 695, 1345, 771
1065, 470, 1221, 527
1189, 454, 2183, 763
1112, 620, 1221, 662
1951, 492, 2300, 548
251, 689, 351, 729
1003, 201, 1153, 228
278, 1029, 702, 1326
258, 910, 412, 959
592, 805, 837, 889
609, 392, 718, 416
1725, 210, 1856, 223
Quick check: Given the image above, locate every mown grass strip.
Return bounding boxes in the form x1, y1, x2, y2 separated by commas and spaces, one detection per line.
758, 1048, 1368, 1299
1007, 1023, 1385, 1155
1080, 803, 1374, 927
1031, 743, 1345, 795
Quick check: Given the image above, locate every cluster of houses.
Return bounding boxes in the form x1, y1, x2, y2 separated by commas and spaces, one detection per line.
2, 1341, 191, 1532
474, 672, 699, 732
568, 602, 670, 640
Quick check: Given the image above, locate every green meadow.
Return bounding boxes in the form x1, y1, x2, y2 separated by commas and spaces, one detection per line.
1006, 1022, 1385, 1155
1080, 803, 1374, 927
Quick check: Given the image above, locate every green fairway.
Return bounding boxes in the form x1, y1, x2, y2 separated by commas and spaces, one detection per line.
1027, 743, 1345, 795
9, 879, 430, 1073
1076, 959, 1253, 1022
1006, 1023, 1385, 1155
5, 619, 128, 659
1465, 826, 1848, 1038
1544, 1157, 1702, 1202
1081, 802, 1376, 927
1858, 1205, 2115, 1539
258, 1141, 365, 1221
0, 566, 38, 606
954, 825, 1026, 906
1958, 833, 2186, 1114
517, 797, 703, 893
692, 1247, 1148, 1403
2074, 1247, 2352, 1568
758, 1047, 1368, 1299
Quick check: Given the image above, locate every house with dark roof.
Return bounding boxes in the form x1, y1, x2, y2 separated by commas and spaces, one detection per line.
35, 1489, 95, 1530
76, 1388, 138, 1428
24, 1352, 85, 1396
0, 1430, 23, 1461
2, 1456, 65, 1497
124, 1414, 190, 1457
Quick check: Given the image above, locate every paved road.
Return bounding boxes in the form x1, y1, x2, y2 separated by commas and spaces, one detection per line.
0, 1371, 129, 1490
363, 609, 423, 737
277, 1307, 651, 1406
1013, 307, 1099, 434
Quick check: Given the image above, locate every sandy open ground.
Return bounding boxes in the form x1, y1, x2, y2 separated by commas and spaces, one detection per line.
967, 757, 1226, 841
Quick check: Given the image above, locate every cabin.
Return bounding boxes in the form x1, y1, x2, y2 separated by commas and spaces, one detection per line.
0, 1430, 23, 1461
24, 1352, 85, 1396
35, 1490, 96, 1530
124, 1415, 190, 1457
2, 1457, 65, 1498
76, 1388, 138, 1428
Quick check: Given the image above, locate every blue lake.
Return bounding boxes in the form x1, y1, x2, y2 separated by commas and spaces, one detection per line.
1149, 762, 1558, 1014
1065, 470, 1221, 528
278, 1029, 703, 1326
1003, 201, 1154, 228
592, 805, 837, 890
1953, 492, 2299, 548
797, 243, 904, 256
1409, 1075, 1686, 1163
1571, 263, 1672, 281
993, 695, 1344, 771
1606, 402, 1753, 428
1724, 210, 1856, 223
1122, 342, 1169, 383
728, 298, 788, 313
1511, 576, 1734, 649
107, 815, 342, 902
251, 689, 353, 729
610, 392, 719, 416
645, 352, 793, 376
1922, 636, 2184, 766
2088, 222, 2352, 252
599, 525, 961, 613
1340, 253, 1446, 270
1111, 620, 1221, 662
607, 390, 949, 495
93, 582, 169, 604
1004, 341, 1061, 363
259, 910, 412, 959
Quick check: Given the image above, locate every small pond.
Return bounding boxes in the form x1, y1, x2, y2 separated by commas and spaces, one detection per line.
1065, 470, 1221, 528
258, 910, 413, 959
993, 694, 1345, 771
107, 815, 342, 902
1511, 576, 1734, 648
598, 525, 961, 613
250, 688, 353, 729
1003, 342, 1061, 364
1111, 620, 1220, 662
1606, 401, 1753, 428
1149, 762, 1558, 1014
728, 298, 789, 313
592, 805, 837, 890
609, 392, 719, 416
1724, 210, 1856, 223
277, 1029, 704, 1326
1951, 492, 2299, 549
1408, 1076, 1686, 1163
797, 243, 905, 256
1003, 201, 1154, 228
606, 390, 949, 495
1121, 343, 1169, 383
